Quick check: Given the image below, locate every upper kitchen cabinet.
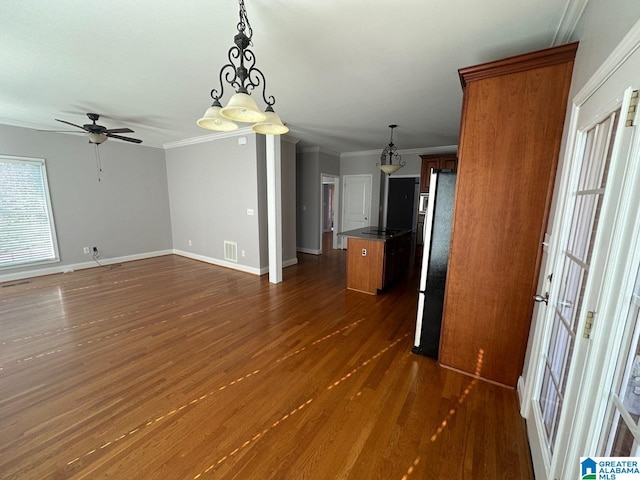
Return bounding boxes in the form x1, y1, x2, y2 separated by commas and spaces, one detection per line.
439, 43, 578, 387
419, 154, 458, 193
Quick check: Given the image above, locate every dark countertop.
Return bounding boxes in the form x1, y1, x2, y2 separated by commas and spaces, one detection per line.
337, 226, 412, 242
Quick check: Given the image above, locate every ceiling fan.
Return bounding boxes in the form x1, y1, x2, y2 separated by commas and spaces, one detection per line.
55, 113, 142, 144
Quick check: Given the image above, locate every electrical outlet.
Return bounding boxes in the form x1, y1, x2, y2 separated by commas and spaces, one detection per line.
83, 247, 90, 254
92, 246, 98, 253
362, 248, 367, 256
241, 250, 246, 257
188, 239, 192, 246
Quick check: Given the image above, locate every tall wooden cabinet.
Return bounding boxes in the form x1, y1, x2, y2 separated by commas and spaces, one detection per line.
439, 43, 578, 387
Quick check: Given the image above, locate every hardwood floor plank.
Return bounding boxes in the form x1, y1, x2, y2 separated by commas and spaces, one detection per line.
0, 252, 533, 479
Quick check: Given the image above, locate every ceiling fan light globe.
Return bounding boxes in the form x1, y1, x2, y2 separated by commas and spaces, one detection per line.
86, 132, 107, 144
220, 93, 267, 123
197, 105, 239, 131
252, 110, 289, 135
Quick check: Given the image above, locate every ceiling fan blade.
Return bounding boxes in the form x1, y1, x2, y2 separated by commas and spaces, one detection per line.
106, 133, 142, 144
55, 119, 87, 130
38, 129, 84, 133
104, 128, 134, 134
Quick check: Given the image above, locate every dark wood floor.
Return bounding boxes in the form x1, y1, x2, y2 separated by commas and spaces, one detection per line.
0, 248, 533, 479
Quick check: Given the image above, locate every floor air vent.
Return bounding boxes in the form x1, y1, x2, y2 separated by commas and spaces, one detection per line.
224, 241, 238, 262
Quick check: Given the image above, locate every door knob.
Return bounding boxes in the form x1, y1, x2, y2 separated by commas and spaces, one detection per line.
534, 293, 549, 305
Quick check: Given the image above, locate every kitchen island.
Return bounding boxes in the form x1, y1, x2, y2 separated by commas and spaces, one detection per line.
338, 227, 412, 295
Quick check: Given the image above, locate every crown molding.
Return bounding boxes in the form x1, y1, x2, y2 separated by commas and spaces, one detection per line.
164, 128, 297, 149
281, 133, 300, 145
299, 146, 320, 153
163, 127, 255, 149
552, 0, 589, 46
298, 145, 341, 157
341, 145, 458, 158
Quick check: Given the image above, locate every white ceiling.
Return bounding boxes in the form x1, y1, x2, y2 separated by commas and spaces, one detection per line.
0, 0, 581, 153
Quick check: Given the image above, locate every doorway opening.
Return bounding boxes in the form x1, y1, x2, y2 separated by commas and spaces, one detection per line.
320, 174, 340, 253
385, 176, 420, 231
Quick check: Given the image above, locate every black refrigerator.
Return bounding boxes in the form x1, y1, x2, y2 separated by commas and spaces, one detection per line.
412, 169, 457, 359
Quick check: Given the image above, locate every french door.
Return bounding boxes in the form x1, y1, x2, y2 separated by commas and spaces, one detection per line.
600, 266, 640, 457
525, 37, 640, 479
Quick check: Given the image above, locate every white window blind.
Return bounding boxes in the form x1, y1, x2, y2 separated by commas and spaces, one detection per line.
0, 156, 59, 268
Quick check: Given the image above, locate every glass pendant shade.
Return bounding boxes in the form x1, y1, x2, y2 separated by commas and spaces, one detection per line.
198, 1, 286, 135
252, 108, 289, 135
197, 104, 239, 131
220, 93, 267, 123
86, 132, 107, 144
379, 164, 403, 175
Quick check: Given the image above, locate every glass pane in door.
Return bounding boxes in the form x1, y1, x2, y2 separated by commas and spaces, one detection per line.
537, 110, 619, 452
601, 268, 640, 456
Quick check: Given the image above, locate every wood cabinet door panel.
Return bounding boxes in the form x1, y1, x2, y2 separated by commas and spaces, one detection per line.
346, 238, 384, 294
420, 159, 441, 192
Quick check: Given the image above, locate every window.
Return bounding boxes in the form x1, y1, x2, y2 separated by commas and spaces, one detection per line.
0, 155, 59, 269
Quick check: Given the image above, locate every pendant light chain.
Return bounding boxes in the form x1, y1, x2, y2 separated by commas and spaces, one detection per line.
237, 0, 253, 42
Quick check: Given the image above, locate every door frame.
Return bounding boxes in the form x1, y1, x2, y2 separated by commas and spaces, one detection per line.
522, 20, 640, 479
320, 174, 340, 254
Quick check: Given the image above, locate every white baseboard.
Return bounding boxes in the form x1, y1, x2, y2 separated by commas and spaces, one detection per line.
256, 256, 299, 275
517, 376, 526, 415
297, 247, 321, 255
173, 250, 263, 275
283, 257, 298, 268
1, 251, 301, 284
0, 250, 173, 284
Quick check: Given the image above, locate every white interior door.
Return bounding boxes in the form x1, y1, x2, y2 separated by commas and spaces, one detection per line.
525, 39, 640, 480
340, 174, 372, 247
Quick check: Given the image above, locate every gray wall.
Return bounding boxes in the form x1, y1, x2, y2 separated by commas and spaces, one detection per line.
166, 133, 264, 272
296, 148, 319, 253
281, 138, 298, 263
256, 135, 298, 267
166, 132, 297, 273
296, 147, 340, 253
570, 0, 640, 95
0, 123, 172, 281
339, 150, 439, 232
256, 135, 269, 269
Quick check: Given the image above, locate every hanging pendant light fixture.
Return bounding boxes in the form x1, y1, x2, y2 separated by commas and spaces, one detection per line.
197, 0, 288, 135
377, 125, 405, 174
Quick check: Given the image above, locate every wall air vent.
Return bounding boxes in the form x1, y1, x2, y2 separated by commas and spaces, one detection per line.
224, 241, 238, 262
